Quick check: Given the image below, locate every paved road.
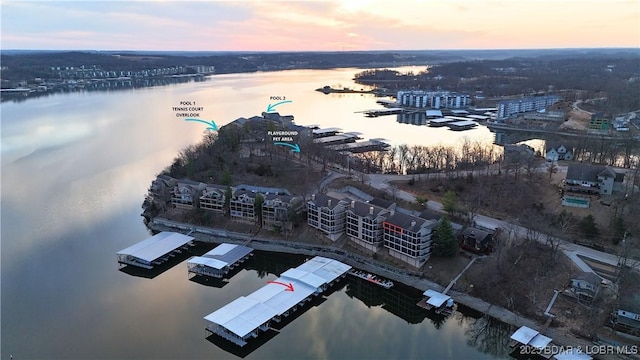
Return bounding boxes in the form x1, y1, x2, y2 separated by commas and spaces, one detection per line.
362, 173, 640, 274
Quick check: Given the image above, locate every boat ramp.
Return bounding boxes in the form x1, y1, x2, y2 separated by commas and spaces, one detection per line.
116, 231, 195, 269
187, 243, 253, 279
204, 256, 351, 347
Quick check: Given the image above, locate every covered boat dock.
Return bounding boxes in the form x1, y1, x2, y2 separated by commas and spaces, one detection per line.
428, 117, 457, 127
187, 243, 254, 279
312, 127, 342, 138
204, 256, 351, 346
510, 325, 555, 359
447, 120, 478, 131
329, 139, 390, 153
313, 133, 359, 145
116, 232, 195, 269
417, 289, 455, 315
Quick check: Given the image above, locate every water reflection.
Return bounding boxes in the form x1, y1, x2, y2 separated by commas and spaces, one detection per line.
465, 314, 516, 358
3, 67, 508, 359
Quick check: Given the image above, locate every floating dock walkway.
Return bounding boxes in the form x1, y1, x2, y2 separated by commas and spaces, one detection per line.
204, 256, 351, 347
116, 231, 195, 269
187, 243, 254, 279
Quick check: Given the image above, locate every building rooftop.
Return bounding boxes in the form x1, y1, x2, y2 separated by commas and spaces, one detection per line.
235, 184, 291, 195
385, 212, 433, 232
566, 164, 622, 182
347, 200, 389, 219
572, 271, 602, 285
309, 193, 344, 210
368, 197, 396, 209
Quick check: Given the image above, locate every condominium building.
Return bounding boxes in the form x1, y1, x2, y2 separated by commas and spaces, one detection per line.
345, 200, 391, 253
199, 184, 229, 214
383, 213, 436, 268
496, 95, 560, 119
149, 174, 177, 212
396, 90, 470, 109
307, 193, 347, 241
230, 189, 257, 223
171, 180, 206, 210
262, 194, 303, 231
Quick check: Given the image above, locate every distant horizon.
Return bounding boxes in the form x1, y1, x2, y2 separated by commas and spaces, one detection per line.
2, 47, 639, 54
2, 1, 638, 51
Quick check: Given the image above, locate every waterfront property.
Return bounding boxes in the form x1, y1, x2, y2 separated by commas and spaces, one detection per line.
568, 271, 602, 302
307, 193, 348, 241
172, 180, 206, 210
199, 184, 229, 214
345, 200, 391, 253
382, 212, 436, 268
116, 231, 195, 269
261, 194, 304, 232
149, 174, 177, 212
396, 90, 470, 109
564, 163, 625, 195
204, 256, 351, 347
230, 189, 258, 223
187, 243, 253, 279
496, 95, 560, 119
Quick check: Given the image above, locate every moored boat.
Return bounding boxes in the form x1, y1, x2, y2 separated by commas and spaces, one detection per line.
348, 269, 394, 289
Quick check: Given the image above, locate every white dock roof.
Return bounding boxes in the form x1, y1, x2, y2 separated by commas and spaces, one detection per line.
204, 296, 278, 338
510, 326, 540, 345
554, 348, 593, 360
204, 256, 351, 339
529, 334, 552, 349
448, 120, 477, 127
189, 243, 253, 269
116, 232, 194, 263
188, 256, 228, 270
423, 289, 452, 307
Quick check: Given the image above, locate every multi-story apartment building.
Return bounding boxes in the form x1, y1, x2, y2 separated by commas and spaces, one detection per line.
383, 213, 436, 268
496, 95, 560, 119
262, 194, 303, 231
396, 90, 469, 109
171, 180, 206, 210
307, 193, 347, 241
230, 189, 257, 223
149, 174, 177, 212
345, 200, 391, 253
199, 184, 229, 214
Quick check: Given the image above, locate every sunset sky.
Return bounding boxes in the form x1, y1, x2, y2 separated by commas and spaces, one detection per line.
2, 0, 639, 51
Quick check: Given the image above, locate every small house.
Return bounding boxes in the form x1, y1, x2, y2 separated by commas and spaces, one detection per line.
458, 227, 493, 254
569, 271, 602, 301
545, 142, 574, 162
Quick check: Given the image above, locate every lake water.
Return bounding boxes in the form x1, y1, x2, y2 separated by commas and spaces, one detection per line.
1, 67, 513, 359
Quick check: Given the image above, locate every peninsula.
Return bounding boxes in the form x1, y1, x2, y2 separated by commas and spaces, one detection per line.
141, 109, 640, 358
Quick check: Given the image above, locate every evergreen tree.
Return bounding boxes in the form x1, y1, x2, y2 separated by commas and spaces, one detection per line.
254, 194, 264, 224
579, 214, 600, 239
224, 186, 232, 216
433, 217, 457, 257
441, 191, 458, 216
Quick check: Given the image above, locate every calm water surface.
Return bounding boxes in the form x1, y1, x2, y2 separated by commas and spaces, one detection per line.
1, 68, 512, 359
